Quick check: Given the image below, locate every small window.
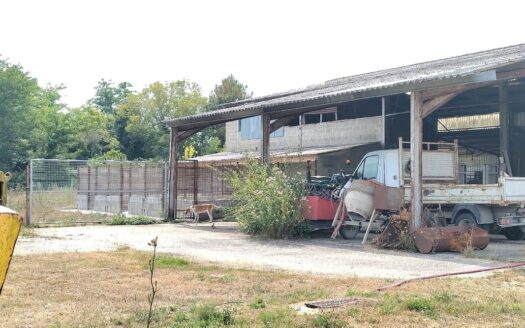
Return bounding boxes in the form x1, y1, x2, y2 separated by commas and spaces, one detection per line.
362, 155, 379, 180
305, 114, 321, 124
239, 116, 284, 139
322, 112, 336, 122
287, 116, 300, 127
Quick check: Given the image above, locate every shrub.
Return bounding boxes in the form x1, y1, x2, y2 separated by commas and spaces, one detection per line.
229, 160, 308, 239
107, 215, 157, 225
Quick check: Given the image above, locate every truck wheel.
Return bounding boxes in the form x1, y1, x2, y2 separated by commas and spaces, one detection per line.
340, 225, 359, 239
454, 212, 477, 227
502, 227, 525, 241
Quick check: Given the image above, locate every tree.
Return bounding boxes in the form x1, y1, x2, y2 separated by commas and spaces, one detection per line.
64, 106, 121, 159
184, 75, 252, 155
115, 80, 207, 160
90, 79, 132, 115
29, 85, 70, 159
0, 59, 40, 173
208, 74, 251, 109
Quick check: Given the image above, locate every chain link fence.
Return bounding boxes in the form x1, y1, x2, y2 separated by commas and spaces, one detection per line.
27, 159, 168, 225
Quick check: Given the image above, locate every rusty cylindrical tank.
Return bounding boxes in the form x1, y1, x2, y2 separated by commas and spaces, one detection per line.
414, 226, 490, 254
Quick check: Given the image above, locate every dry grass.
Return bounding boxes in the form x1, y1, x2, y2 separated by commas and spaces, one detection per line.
8, 190, 116, 225
0, 251, 524, 327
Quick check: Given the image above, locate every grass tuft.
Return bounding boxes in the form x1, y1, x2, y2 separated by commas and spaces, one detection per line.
286, 288, 328, 302
313, 313, 346, 328
405, 296, 437, 318
19, 226, 39, 238
346, 288, 379, 298
155, 255, 190, 268
191, 304, 235, 326
249, 297, 266, 309
107, 214, 157, 225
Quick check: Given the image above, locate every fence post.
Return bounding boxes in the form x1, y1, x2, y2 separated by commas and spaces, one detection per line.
193, 160, 198, 205
162, 162, 167, 217
26, 161, 33, 226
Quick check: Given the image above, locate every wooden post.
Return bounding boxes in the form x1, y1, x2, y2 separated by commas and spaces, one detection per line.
193, 160, 198, 205
168, 127, 178, 220
25, 163, 32, 226
381, 96, 386, 147
499, 81, 512, 175
261, 113, 270, 169
410, 91, 423, 229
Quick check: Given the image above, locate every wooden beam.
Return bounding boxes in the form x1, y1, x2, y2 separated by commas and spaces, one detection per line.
499, 81, 511, 175
176, 127, 204, 142
381, 97, 386, 147
261, 113, 270, 169
269, 115, 297, 133
410, 91, 423, 229
421, 92, 460, 118
167, 127, 178, 220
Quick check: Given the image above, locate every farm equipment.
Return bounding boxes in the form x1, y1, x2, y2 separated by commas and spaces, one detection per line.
303, 173, 351, 230
0, 171, 21, 295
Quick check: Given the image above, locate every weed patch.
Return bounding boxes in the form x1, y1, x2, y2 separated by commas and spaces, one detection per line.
377, 294, 402, 315
405, 296, 437, 318
286, 288, 328, 302
346, 288, 379, 298
19, 226, 39, 238
107, 214, 157, 225
155, 255, 190, 268
313, 313, 345, 328
191, 304, 235, 326
249, 297, 266, 309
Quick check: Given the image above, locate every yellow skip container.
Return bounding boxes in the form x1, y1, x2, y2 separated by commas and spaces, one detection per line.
0, 206, 20, 295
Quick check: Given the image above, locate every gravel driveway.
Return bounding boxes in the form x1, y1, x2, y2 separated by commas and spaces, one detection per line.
14, 222, 524, 279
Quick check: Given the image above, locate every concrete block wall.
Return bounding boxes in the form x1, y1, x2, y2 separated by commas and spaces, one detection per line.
128, 195, 145, 216
225, 116, 382, 153
77, 194, 88, 211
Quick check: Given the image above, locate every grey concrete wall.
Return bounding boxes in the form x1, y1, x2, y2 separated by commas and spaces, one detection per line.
225, 116, 383, 153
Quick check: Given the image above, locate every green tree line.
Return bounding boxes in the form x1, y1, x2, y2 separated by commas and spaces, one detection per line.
0, 58, 250, 184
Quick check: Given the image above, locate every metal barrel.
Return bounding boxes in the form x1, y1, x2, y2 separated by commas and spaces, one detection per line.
414, 226, 489, 254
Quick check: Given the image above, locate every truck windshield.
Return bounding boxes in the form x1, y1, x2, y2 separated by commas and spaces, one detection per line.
362, 155, 379, 180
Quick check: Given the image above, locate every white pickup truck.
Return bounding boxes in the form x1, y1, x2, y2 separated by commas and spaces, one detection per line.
340, 140, 525, 240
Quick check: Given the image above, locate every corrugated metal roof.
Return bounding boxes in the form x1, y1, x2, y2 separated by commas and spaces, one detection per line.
166, 44, 525, 129
190, 145, 368, 163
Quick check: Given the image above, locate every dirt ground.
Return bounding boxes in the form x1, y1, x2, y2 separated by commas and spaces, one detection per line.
15, 222, 525, 279
1, 250, 524, 328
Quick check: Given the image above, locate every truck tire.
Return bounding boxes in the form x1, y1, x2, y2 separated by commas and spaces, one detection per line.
502, 227, 525, 241
454, 212, 477, 227
340, 225, 359, 240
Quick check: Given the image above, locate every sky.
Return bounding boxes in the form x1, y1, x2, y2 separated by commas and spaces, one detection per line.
1, 0, 524, 108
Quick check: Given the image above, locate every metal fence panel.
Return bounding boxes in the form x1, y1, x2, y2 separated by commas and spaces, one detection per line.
28, 159, 168, 225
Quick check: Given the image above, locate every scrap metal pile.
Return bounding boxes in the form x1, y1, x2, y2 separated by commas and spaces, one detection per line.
305, 173, 350, 199
373, 208, 490, 253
